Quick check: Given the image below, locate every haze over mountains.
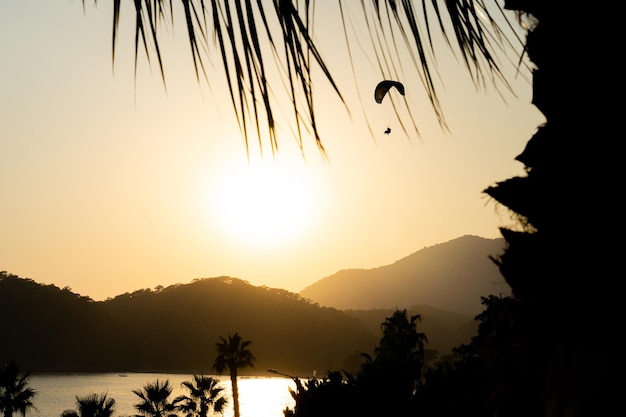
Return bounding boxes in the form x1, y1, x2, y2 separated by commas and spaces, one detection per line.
300, 235, 508, 315
1, 235, 509, 373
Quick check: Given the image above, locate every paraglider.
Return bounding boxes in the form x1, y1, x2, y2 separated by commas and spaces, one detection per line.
375, 80, 404, 135
374, 80, 405, 103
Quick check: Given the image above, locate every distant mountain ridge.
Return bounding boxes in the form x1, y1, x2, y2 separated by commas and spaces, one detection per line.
299, 235, 509, 315
0, 235, 508, 373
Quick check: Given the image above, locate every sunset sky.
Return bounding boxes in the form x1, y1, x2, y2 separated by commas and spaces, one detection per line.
0, 1, 544, 301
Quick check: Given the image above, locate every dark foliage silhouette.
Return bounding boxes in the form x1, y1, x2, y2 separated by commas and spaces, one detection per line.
0, 361, 36, 417
285, 309, 428, 417
414, 295, 527, 416
173, 375, 227, 417
285, 296, 540, 416
481, 1, 619, 415
357, 309, 427, 416
132, 379, 177, 417
284, 371, 357, 417
61, 393, 116, 417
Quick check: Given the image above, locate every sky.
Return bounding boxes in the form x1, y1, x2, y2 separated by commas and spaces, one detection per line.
0, 1, 545, 301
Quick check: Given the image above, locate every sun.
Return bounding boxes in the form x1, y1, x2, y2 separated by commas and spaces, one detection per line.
210, 158, 318, 248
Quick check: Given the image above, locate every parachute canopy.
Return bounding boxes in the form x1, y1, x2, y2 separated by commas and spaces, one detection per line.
374, 80, 405, 103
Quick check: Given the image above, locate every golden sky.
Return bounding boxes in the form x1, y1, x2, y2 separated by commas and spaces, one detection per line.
0, 1, 544, 300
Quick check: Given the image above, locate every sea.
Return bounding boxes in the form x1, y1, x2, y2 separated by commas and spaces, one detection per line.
25, 373, 296, 417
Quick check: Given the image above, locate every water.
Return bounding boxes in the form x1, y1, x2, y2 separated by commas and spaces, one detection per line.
26, 373, 296, 417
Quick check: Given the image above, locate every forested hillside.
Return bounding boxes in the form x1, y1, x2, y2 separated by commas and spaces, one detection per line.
0, 272, 475, 374
0, 273, 374, 374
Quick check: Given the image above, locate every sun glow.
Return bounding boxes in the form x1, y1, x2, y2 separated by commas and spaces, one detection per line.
210, 157, 318, 248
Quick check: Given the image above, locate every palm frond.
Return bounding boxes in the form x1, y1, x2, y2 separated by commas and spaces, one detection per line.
84, 0, 522, 153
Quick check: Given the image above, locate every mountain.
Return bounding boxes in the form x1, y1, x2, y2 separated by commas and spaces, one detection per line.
1, 235, 505, 373
0, 270, 478, 374
0, 273, 376, 375
299, 235, 509, 315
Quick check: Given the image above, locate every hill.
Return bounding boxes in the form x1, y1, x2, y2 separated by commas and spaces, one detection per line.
299, 235, 509, 315
0, 270, 478, 374
0, 273, 375, 375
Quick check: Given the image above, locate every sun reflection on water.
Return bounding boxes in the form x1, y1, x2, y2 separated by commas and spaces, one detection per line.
27, 373, 296, 417
233, 377, 297, 417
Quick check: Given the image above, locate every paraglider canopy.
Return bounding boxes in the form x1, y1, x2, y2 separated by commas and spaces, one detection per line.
374, 80, 405, 103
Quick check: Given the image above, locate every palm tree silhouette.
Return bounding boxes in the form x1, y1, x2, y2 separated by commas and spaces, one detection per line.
212, 333, 255, 417
61, 393, 116, 417
173, 375, 228, 417
0, 361, 36, 417
360, 309, 428, 415
132, 379, 177, 417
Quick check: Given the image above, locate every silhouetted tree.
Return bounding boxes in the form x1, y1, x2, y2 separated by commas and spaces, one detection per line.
0, 361, 36, 417
415, 295, 526, 416
285, 309, 428, 417
61, 393, 116, 417
284, 371, 357, 417
132, 379, 177, 417
173, 375, 227, 417
358, 309, 427, 416
212, 333, 255, 417
480, 2, 619, 414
